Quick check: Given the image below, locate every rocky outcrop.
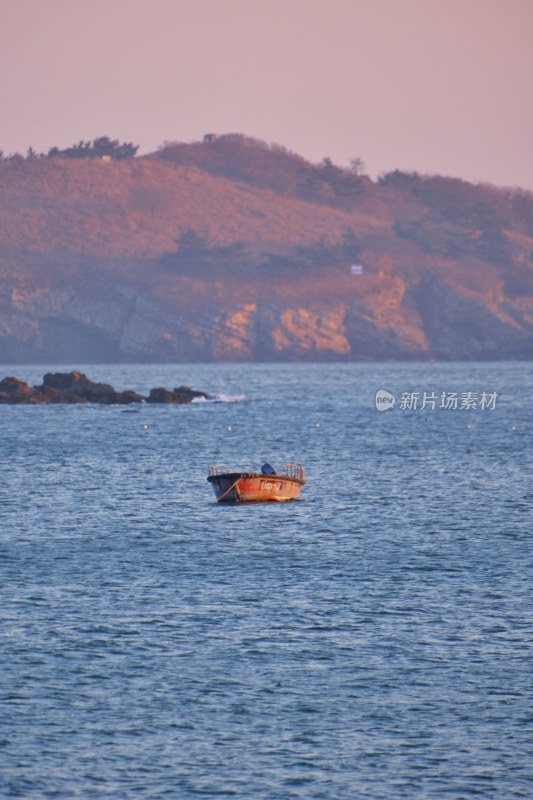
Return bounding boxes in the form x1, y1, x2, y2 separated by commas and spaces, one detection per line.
34, 371, 144, 404
0, 377, 41, 404
0, 372, 209, 405
145, 385, 208, 403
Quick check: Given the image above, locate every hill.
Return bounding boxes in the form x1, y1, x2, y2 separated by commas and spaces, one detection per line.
0, 134, 532, 362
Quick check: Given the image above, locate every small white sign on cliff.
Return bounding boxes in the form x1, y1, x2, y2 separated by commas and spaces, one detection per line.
350, 264, 363, 276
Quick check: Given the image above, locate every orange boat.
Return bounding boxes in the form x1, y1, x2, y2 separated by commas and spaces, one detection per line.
207, 463, 305, 503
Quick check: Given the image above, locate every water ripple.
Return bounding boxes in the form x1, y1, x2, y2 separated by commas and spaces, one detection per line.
0, 362, 531, 799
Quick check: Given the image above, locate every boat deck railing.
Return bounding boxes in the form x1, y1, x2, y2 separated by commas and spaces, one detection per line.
208, 465, 237, 477
208, 464, 304, 480
284, 463, 305, 481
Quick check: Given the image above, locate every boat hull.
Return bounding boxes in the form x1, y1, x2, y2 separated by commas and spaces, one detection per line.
207, 472, 304, 503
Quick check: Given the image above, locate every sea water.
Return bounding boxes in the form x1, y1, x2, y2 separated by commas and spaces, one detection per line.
0, 362, 531, 799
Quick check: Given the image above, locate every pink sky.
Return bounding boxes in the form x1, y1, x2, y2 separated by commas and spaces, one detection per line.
2, 0, 532, 190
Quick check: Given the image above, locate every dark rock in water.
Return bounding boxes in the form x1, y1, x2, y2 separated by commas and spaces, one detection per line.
0, 371, 207, 405
119, 390, 145, 405
145, 384, 210, 403
37, 371, 144, 404
173, 385, 209, 401
0, 377, 43, 404
42, 371, 91, 391
146, 387, 190, 404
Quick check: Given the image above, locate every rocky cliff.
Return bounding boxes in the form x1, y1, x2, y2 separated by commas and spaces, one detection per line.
1, 135, 532, 362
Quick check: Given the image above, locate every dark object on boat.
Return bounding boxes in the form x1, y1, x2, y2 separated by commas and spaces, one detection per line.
261, 462, 276, 475
207, 464, 305, 503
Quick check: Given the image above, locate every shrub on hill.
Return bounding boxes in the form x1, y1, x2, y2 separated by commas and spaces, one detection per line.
48, 136, 138, 160
158, 226, 363, 280
155, 134, 371, 208
383, 169, 533, 262
381, 170, 533, 236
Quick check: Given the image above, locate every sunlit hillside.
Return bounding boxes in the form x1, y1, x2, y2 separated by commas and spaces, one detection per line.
0, 135, 532, 362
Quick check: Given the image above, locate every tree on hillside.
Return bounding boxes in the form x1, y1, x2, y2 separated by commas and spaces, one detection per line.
303, 157, 367, 204
509, 189, 533, 237
378, 170, 420, 187
91, 137, 138, 159
349, 157, 366, 176
48, 137, 138, 160
175, 228, 208, 254
158, 228, 210, 273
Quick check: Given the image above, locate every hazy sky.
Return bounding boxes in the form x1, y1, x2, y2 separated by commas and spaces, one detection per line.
2, 0, 532, 189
